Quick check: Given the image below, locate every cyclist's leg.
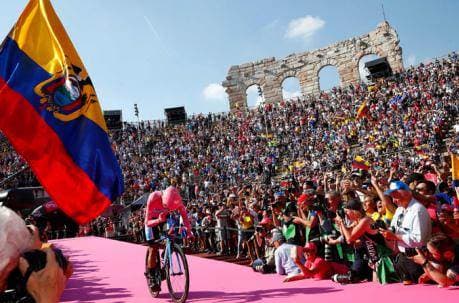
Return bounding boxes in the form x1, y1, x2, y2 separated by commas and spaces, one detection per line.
147, 244, 159, 269
145, 225, 162, 288
145, 226, 161, 274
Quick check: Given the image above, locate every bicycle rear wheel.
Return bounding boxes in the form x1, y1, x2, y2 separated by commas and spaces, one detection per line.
145, 249, 160, 297
166, 243, 190, 303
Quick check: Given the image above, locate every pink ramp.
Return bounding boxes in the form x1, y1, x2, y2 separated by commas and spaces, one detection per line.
55, 237, 458, 303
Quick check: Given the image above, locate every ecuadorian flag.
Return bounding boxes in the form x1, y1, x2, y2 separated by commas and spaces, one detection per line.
0, 0, 123, 223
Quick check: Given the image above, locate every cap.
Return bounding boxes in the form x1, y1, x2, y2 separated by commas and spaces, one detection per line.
229, 193, 237, 198
343, 199, 363, 211
298, 192, 314, 206
270, 229, 284, 243
304, 242, 317, 252
384, 181, 411, 195
297, 194, 307, 205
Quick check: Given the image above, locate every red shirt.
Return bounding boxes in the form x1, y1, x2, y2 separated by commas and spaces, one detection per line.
305, 257, 332, 279
144, 192, 192, 232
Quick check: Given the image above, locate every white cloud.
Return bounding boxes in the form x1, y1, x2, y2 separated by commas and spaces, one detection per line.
285, 15, 325, 41
203, 83, 227, 101
283, 90, 301, 100
407, 54, 416, 66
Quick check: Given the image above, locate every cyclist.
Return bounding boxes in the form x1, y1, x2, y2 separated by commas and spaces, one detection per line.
144, 186, 192, 292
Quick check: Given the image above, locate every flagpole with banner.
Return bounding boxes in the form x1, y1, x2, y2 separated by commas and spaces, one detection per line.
0, 0, 124, 223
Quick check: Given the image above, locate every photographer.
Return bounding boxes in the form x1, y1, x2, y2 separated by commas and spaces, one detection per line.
249, 217, 275, 272
411, 233, 459, 287
284, 242, 348, 282
292, 189, 319, 244
247, 217, 273, 265
201, 210, 217, 253
0, 206, 71, 303
271, 191, 287, 228
332, 199, 398, 284
281, 201, 305, 248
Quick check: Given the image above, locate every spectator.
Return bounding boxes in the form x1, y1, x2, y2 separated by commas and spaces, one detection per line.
237, 203, 255, 259
251, 219, 277, 274
284, 242, 348, 282
380, 181, 432, 285
0, 206, 71, 303
272, 229, 301, 277
247, 216, 273, 266
215, 202, 231, 255
412, 233, 459, 287
333, 199, 398, 284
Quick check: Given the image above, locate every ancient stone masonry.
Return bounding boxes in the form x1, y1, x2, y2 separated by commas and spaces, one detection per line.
222, 21, 404, 111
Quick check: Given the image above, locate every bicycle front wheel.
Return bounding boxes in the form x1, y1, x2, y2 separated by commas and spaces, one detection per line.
165, 243, 190, 303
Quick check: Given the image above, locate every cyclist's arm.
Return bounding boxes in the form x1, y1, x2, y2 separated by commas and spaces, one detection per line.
146, 211, 167, 227
146, 218, 162, 228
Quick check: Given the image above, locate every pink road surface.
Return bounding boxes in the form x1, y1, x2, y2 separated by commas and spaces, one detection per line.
55, 237, 458, 303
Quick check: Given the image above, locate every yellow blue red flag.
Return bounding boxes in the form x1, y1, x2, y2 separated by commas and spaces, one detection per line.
0, 0, 123, 223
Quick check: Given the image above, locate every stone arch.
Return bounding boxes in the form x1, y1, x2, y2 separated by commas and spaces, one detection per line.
357, 53, 381, 83
310, 58, 342, 93
315, 58, 340, 74
223, 21, 403, 110
272, 69, 299, 100
281, 76, 302, 101
279, 69, 299, 82
245, 84, 264, 108
354, 47, 387, 82
318, 65, 341, 91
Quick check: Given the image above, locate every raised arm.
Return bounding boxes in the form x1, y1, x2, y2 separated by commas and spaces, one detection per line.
371, 175, 397, 214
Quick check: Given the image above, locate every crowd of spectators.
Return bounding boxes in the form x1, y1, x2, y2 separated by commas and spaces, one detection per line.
1, 53, 459, 289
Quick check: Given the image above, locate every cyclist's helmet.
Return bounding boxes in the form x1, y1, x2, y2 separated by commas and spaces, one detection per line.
162, 186, 182, 211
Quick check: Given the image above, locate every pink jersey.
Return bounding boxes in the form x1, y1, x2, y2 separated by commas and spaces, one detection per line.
144, 192, 191, 233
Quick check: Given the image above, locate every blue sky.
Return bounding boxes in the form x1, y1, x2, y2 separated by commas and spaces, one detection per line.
0, 0, 458, 121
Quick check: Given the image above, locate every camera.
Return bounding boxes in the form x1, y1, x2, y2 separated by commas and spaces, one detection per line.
0, 248, 68, 303
370, 219, 388, 230
405, 246, 428, 257
310, 233, 339, 261
336, 208, 346, 220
